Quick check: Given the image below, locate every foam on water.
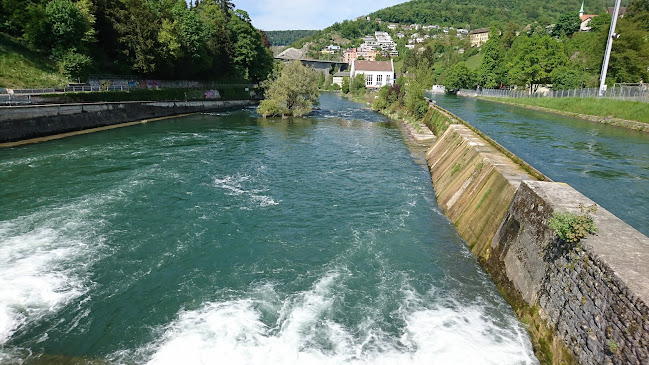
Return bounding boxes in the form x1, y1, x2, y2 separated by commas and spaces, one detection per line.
213, 174, 279, 207
0, 224, 90, 347
136, 271, 537, 365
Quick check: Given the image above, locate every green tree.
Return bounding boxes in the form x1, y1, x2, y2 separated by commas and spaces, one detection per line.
609, 18, 649, 83
349, 73, 366, 94
444, 62, 475, 90
506, 35, 567, 92
112, 0, 162, 74
341, 76, 350, 93
404, 58, 433, 117
550, 67, 582, 90
628, 0, 649, 31
30, 0, 91, 53
477, 35, 505, 88
552, 12, 581, 37
258, 61, 320, 117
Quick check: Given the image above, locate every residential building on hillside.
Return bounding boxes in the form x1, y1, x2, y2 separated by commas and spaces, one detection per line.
344, 48, 380, 63
607, 7, 627, 17
350, 60, 395, 89
321, 45, 341, 54
470, 28, 490, 47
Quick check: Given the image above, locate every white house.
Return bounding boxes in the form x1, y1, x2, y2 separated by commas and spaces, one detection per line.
350, 60, 395, 89
332, 71, 350, 87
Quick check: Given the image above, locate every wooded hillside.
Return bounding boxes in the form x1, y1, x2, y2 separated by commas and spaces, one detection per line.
0, 0, 273, 84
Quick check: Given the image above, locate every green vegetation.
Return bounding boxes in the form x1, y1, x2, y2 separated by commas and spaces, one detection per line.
548, 204, 598, 245
444, 62, 476, 90
0, 32, 69, 88
257, 61, 320, 117
475, 188, 492, 211
0, 0, 273, 86
265, 30, 317, 46
485, 97, 649, 124
465, 52, 484, 71
451, 163, 462, 176
369, 0, 616, 28
607, 339, 621, 354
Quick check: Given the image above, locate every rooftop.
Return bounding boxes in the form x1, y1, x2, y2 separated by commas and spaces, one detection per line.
354, 60, 393, 72
470, 27, 490, 34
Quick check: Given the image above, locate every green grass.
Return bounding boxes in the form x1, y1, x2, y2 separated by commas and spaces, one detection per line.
0, 32, 69, 88
465, 52, 484, 71
487, 97, 649, 124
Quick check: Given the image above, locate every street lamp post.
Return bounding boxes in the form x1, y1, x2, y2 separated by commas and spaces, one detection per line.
599, 0, 622, 96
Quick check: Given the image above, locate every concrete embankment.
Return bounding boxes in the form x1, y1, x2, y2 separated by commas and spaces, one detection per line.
424, 104, 649, 364
0, 99, 257, 146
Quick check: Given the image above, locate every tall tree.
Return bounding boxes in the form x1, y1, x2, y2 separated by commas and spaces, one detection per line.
112, 0, 161, 74
552, 12, 581, 37
476, 33, 506, 88
258, 60, 320, 117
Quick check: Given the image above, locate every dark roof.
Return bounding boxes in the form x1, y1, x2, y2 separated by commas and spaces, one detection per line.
354, 60, 393, 72
607, 7, 627, 16
470, 27, 490, 34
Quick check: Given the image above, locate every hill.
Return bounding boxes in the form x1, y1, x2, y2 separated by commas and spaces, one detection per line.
265, 30, 317, 46
370, 0, 620, 28
0, 32, 69, 88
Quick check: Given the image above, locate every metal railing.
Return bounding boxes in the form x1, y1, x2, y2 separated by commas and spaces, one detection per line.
460, 83, 649, 102
1, 94, 32, 105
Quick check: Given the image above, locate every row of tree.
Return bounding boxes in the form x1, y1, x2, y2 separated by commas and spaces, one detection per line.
0, 0, 273, 81
265, 30, 317, 46
442, 3, 648, 92
370, 0, 620, 29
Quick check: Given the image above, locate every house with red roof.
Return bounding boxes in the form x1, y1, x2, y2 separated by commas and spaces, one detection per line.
350, 60, 395, 89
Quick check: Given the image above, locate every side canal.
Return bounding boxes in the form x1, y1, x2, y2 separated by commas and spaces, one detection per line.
429, 94, 649, 237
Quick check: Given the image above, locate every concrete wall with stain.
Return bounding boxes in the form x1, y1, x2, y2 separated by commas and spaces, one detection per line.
0, 100, 257, 143
426, 112, 649, 364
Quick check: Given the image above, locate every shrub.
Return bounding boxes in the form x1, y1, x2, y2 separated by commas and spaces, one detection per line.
414, 99, 429, 118
548, 204, 598, 245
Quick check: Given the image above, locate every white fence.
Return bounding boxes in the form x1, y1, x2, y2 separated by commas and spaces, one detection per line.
461, 84, 649, 103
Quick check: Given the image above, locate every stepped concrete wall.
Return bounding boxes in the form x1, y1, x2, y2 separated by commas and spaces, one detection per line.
426, 113, 649, 364
0, 100, 256, 144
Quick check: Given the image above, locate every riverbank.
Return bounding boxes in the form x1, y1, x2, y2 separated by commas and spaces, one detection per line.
479, 97, 649, 133
0, 99, 258, 146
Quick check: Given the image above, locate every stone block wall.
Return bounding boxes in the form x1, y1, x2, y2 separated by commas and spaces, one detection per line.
491, 181, 649, 364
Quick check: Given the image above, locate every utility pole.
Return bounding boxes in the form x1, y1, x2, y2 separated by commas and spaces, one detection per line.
599, 0, 622, 96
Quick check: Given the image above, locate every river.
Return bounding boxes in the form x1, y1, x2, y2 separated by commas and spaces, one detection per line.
429, 94, 649, 237
0, 93, 537, 364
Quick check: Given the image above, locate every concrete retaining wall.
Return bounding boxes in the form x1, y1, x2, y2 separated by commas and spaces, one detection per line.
0, 100, 257, 143
426, 113, 649, 364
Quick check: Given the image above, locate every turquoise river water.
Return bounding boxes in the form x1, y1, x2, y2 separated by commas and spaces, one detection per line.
0, 93, 537, 364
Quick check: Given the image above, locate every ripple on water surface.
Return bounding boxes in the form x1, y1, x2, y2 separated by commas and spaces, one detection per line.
1, 93, 537, 364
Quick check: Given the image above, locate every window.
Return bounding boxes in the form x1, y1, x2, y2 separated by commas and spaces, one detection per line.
376, 75, 383, 85
365, 74, 373, 86
386, 75, 391, 85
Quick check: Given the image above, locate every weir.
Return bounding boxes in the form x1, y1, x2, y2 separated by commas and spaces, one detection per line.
419, 104, 649, 364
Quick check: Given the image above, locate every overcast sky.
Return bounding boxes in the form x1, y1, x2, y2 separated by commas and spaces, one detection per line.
230, 0, 406, 31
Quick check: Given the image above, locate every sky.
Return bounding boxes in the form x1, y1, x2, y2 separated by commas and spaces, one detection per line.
230, 0, 407, 31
